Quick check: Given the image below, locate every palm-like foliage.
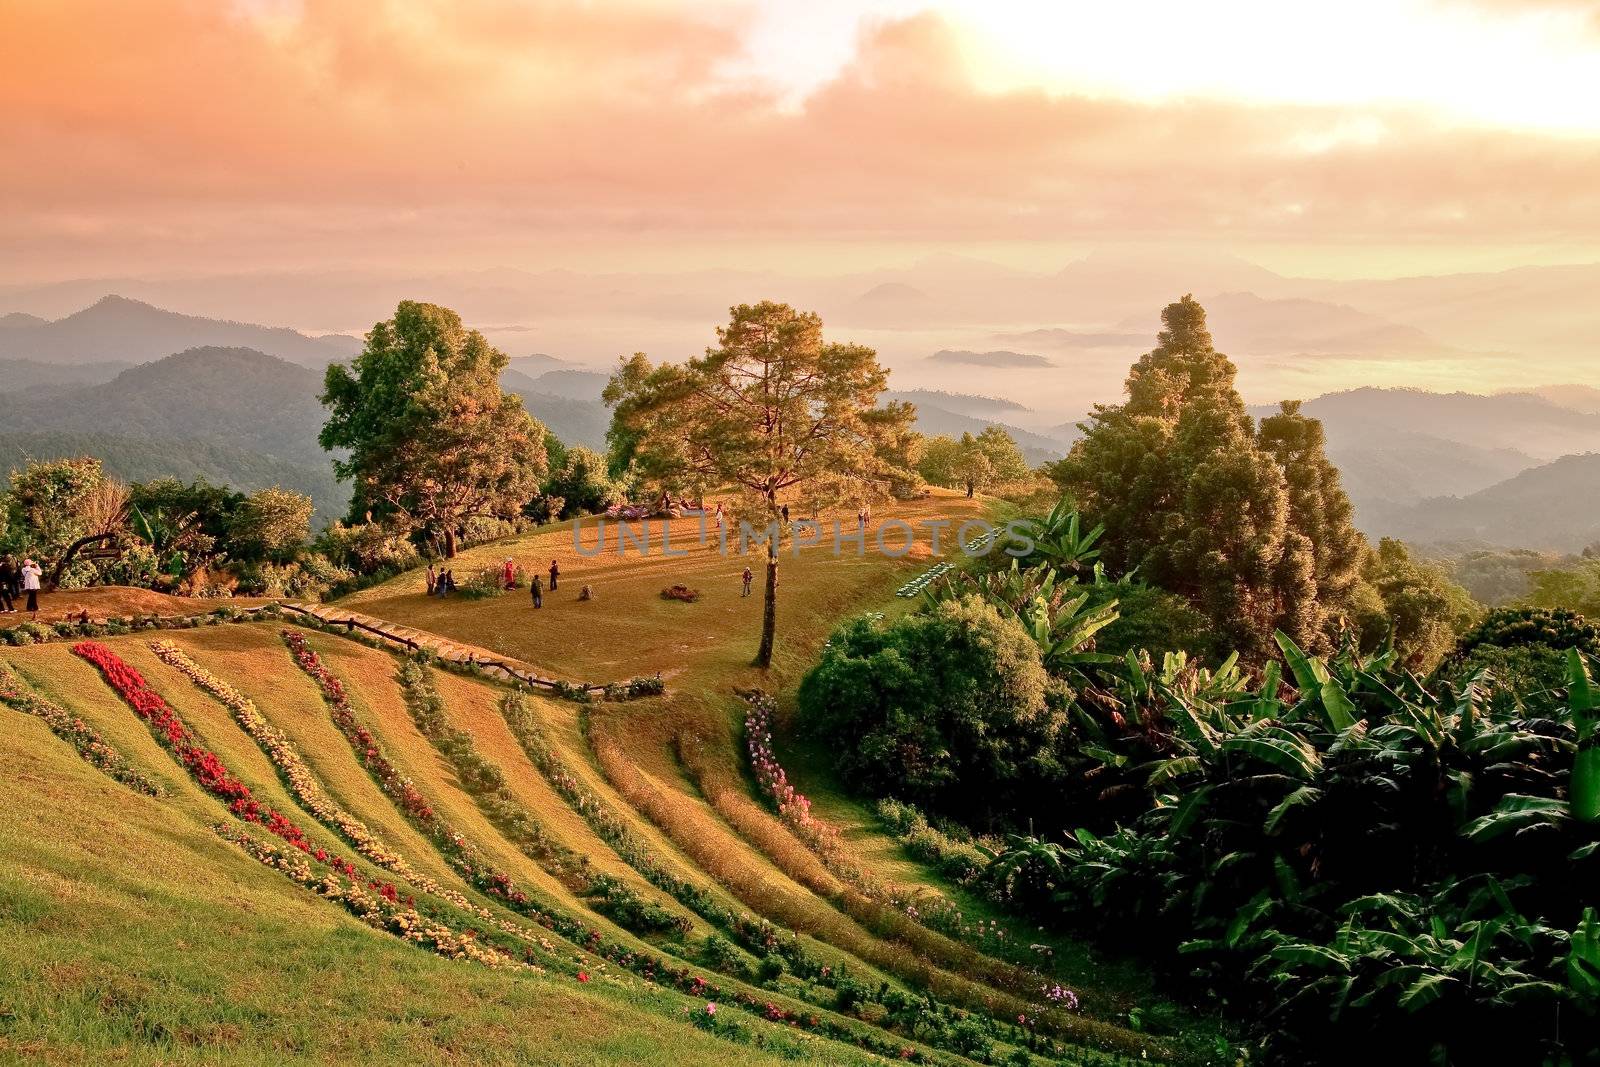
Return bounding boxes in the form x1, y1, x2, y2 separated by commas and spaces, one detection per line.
1012, 500, 1105, 575
982, 634, 1600, 1063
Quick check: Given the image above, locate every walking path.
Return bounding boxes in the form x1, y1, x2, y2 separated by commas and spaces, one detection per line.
281, 601, 611, 693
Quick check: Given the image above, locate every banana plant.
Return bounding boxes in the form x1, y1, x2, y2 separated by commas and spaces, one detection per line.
1014, 499, 1105, 574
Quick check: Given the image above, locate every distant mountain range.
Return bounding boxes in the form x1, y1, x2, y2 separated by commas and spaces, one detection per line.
1382, 453, 1600, 553
0, 294, 360, 367
886, 390, 1029, 418
927, 349, 1053, 368
4, 291, 1599, 552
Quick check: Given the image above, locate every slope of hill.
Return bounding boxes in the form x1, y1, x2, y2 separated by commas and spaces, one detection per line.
0, 295, 361, 367
1, 495, 1191, 1064
507, 388, 611, 452
1384, 453, 1600, 551
0, 357, 132, 394
1283, 387, 1600, 461
886, 389, 1029, 418
0, 346, 331, 468
0, 431, 346, 524
908, 404, 1068, 466
1507, 383, 1600, 415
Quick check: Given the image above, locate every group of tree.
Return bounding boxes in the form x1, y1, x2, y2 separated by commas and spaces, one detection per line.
917, 427, 1030, 497
0, 456, 317, 593
800, 499, 1600, 1062
1051, 295, 1477, 664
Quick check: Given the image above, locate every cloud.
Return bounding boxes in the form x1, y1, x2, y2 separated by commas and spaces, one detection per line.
2, 2, 1598, 276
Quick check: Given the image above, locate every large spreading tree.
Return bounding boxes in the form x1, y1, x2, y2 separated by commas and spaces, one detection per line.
1052, 295, 1369, 656
320, 301, 547, 557
604, 301, 914, 667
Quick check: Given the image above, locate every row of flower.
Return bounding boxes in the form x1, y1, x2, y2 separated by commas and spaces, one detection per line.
70, 640, 396, 888
895, 562, 952, 598
280, 629, 946, 1065
283, 607, 663, 704
214, 821, 519, 970
394, 657, 690, 937
148, 640, 487, 913
2, 604, 280, 647
0, 661, 164, 795
741, 690, 844, 859
740, 690, 1058, 982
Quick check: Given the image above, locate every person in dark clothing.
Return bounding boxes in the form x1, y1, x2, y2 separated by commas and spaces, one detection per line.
530, 574, 544, 608
780, 503, 790, 524
0, 557, 15, 613
741, 566, 753, 597
441, 570, 456, 595
548, 560, 559, 591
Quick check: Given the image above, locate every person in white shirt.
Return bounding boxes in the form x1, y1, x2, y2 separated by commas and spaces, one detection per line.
20, 558, 42, 616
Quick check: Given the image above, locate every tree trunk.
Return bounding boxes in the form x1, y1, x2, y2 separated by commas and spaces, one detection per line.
754, 550, 778, 668
47, 532, 116, 592
442, 527, 458, 558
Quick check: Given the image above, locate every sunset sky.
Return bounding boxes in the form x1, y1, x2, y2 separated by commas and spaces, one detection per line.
3, 0, 1600, 282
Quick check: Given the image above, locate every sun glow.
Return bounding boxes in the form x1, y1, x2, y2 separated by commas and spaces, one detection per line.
936, 0, 1600, 133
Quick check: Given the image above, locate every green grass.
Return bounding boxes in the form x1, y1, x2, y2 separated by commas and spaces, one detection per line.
1, 491, 1210, 1064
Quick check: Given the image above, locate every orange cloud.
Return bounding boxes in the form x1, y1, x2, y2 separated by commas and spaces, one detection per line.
2, 2, 1598, 277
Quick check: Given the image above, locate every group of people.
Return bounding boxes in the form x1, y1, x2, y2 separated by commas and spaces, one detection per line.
0, 556, 43, 616
528, 558, 558, 608
424, 566, 458, 596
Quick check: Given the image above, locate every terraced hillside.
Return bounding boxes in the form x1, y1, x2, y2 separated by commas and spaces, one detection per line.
2, 492, 1213, 1065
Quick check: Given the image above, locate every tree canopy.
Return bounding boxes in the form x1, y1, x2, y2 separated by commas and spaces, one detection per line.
605, 300, 913, 666
1053, 295, 1377, 657
320, 301, 547, 556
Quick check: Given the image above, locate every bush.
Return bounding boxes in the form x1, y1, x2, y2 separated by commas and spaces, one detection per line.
660, 584, 699, 602
1440, 607, 1600, 692
458, 567, 508, 600
799, 596, 1060, 821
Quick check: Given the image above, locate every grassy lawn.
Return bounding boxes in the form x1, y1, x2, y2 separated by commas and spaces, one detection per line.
1, 488, 1216, 1064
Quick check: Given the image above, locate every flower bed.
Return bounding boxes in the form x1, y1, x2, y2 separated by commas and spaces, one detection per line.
282, 630, 953, 1064
0, 661, 163, 795
395, 657, 689, 937
214, 822, 518, 970
72, 639, 368, 879
149, 640, 482, 909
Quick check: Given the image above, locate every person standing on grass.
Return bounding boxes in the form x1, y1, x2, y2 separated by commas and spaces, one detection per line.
426, 563, 437, 596
548, 559, 559, 591
502, 556, 516, 589
21, 558, 42, 617
530, 573, 543, 608
0, 556, 14, 613
741, 565, 753, 597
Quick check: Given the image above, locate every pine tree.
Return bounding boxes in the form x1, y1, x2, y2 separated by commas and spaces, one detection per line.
1053, 295, 1352, 656
1258, 400, 1369, 642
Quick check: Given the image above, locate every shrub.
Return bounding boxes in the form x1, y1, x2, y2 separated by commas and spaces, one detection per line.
1440, 607, 1600, 692
660, 584, 699, 602
799, 597, 1058, 821
458, 567, 507, 600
